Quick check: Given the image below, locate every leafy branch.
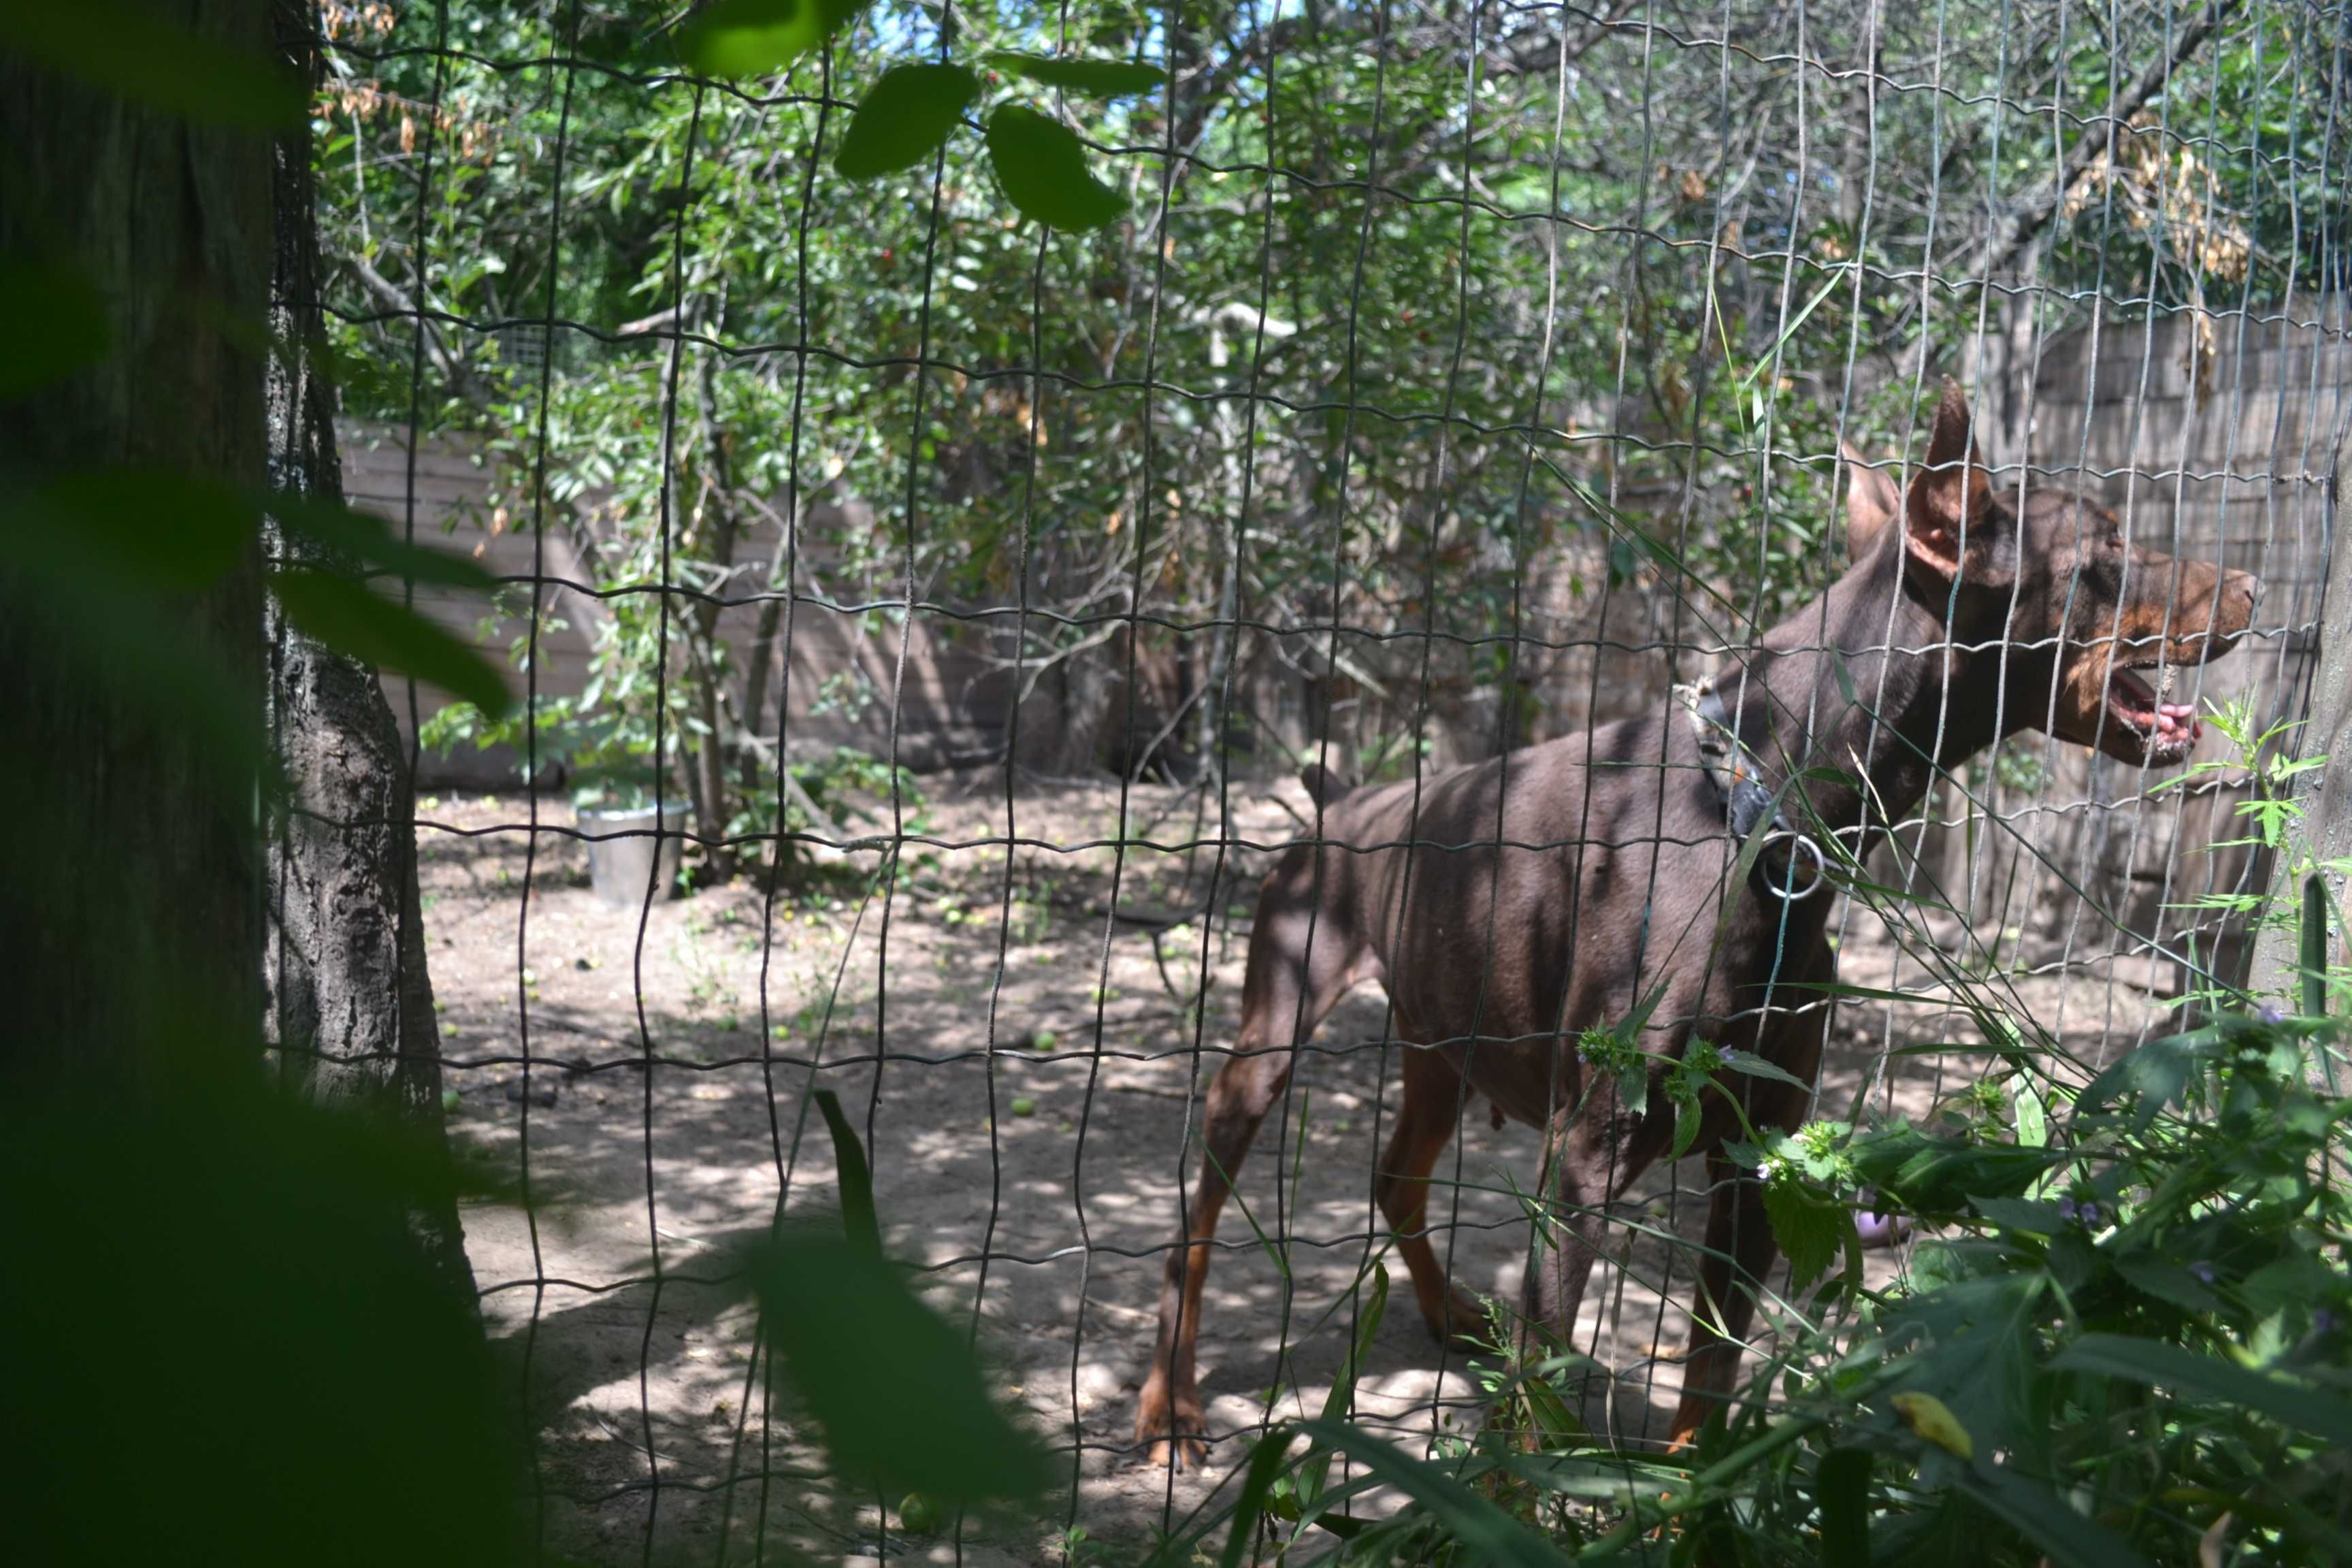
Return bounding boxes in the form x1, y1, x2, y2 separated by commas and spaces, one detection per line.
678, 0, 1163, 231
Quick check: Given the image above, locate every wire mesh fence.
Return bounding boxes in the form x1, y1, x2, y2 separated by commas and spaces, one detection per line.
310, 0, 2349, 1559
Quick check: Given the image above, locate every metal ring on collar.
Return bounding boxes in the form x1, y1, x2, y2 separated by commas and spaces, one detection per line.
1758, 831, 1827, 902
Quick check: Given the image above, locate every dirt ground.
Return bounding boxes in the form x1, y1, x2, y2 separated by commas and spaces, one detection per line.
416, 772, 2187, 1566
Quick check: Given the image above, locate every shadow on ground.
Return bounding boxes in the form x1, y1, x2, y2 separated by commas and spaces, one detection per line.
417, 777, 2187, 1565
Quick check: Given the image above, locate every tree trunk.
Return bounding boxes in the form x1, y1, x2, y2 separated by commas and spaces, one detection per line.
0, 3, 273, 1093
2249, 455, 2351, 1009
263, 0, 477, 1306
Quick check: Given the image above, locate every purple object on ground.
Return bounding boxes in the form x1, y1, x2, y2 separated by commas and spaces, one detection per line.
1855, 1190, 1912, 1248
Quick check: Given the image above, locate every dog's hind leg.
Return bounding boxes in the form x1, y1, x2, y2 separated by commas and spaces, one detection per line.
1136, 856, 1373, 1469
1377, 1045, 1486, 1348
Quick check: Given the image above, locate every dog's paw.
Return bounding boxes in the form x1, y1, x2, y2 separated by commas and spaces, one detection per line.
1145, 1431, 1209, 1472
1429, 1285, 1490, 1354
1134, 1382, 1206, 1472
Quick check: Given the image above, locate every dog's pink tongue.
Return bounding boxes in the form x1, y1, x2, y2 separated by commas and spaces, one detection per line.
2155, 702, 2200, 745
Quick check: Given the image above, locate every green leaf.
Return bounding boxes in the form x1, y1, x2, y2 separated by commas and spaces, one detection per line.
2110, 1255, 2223, 1316
1668, 1098, 1707, 1162
31, 470, 499, 598
1618, 976, 1673, 1041
752, 1233, 1052, 1503
835, 63, 978, 178
1814, 1447, 1872, 1568
38, 470, 255, 593
986, 51, 1166, 98
984, 105, 1124, 231
269, 490, 501, 593
1848, 1122, 2053, 1213
749, 1081, 1045, 1505
812, 1088, 879, 1256
2078, 1030, 2215, 1132
2050, 1334, 2352, 1446
0, 0, 304, 126
678, 0, 864, 78
1909, 1274, 2047, 1472
1292, 1420, 1575, 1568
2302, 872, 2329, 1018
0, 554, 270, 808
0, 258, 108, 399
2014, 1079, 2049, 1149
1950, 1463, 2154, 1568
1761, 1181, 1849, 1293
1718, 1048, 1813, 1093
1218, 1428, 1301, 1568
1296, 1264, 1388, 1514
1970, 1196, 2070, 1235
1740, 264, 1850, 391
1830, 647, 1860, 710
269, 569, 514, 720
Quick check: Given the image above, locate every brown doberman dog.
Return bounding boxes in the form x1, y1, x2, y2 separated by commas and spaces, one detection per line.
1137, 380, 2258, 1468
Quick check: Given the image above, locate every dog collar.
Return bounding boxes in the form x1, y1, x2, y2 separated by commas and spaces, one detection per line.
1673, 676, 1827, 902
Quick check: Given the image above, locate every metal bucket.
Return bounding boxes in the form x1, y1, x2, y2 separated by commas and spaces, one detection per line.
579, 802, 686, 908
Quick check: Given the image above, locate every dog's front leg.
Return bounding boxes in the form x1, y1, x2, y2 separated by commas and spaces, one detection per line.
1669, 1030, 1818, 1445
1667, 1146, 1782, 1445
1520, 1094, 1646, 1373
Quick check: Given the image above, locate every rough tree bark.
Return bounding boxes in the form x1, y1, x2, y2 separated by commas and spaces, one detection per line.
264, 0, 477, 1304
2249, 455, 2351, 1007
0, 2, 273, 1091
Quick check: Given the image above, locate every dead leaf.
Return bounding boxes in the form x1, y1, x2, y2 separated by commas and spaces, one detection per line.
1890, 1390, 1973, 1460
2200, 1512, 2233, 1568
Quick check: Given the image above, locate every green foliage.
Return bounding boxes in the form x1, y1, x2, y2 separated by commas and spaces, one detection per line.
3, 1075, 525, 1565
686, 0, 1145, 231
274, 568, 515, 717
312, 1, 2340, 789
987, 51, 1165, 98
1166, 922, 2348, 1565
20, 466, 506, 721
2164, 696, 2352, 1008
677, 0, 863, 78
1761, 1171, 1858, 1296
0, 257, 108, 399
985, 103, 1126, 231
749, 1089, 1052, 1507
0, 0, 304, 127
276, 4, 2352, 1557
754, 1231, 1052, 1503
834, 63, 981, 178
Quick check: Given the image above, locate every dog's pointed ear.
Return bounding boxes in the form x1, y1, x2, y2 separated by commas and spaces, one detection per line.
1841, 440, 1901, 559
1904, 378, 1996, 581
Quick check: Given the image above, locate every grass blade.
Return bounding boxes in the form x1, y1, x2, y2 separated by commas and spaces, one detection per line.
812, 1088, 879, 1256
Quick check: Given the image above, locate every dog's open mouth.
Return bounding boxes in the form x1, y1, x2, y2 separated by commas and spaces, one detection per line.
2104, 659, 2202, 760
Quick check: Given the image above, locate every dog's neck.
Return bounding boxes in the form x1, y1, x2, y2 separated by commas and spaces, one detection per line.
1708, 537, 2015, 848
